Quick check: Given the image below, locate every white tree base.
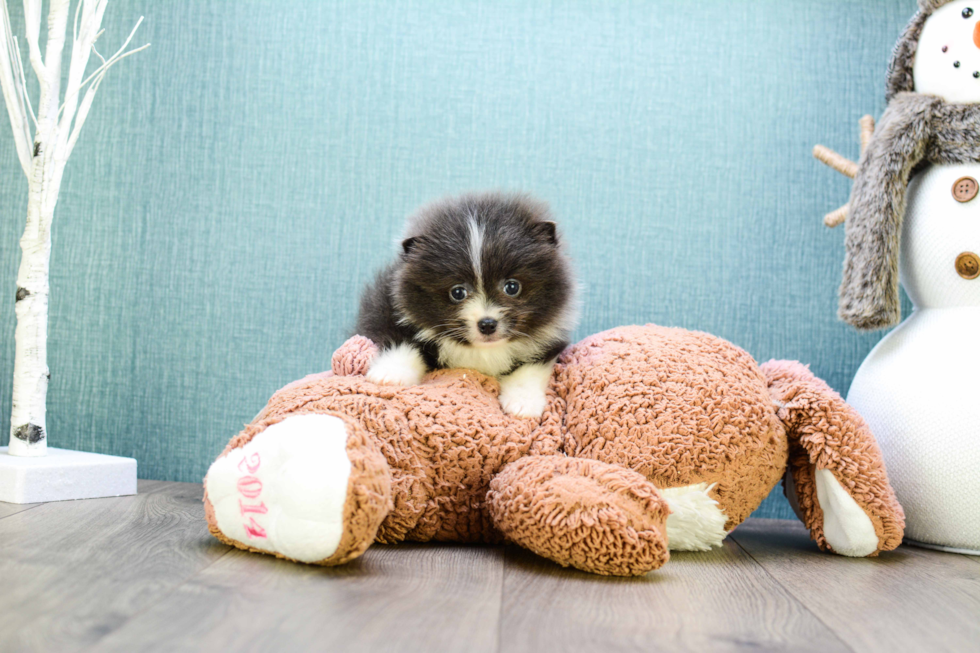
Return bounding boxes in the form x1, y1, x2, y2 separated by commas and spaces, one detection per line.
0, 446, 137, 504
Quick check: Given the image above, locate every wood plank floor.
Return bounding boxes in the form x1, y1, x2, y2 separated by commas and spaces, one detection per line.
1, 481, 977, 653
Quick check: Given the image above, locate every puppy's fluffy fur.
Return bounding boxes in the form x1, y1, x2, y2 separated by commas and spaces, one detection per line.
356, 192, 577, 417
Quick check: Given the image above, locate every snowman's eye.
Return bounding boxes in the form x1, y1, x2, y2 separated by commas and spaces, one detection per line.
964, 8, 974, 18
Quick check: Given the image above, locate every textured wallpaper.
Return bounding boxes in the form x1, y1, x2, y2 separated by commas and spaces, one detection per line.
0, 0, 918, 519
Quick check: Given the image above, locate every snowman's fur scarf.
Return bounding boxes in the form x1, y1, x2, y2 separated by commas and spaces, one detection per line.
841, 93, 980, 329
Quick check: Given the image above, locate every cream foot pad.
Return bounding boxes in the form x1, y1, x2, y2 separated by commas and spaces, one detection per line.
206, 414, 351, 562
815, 469, 878, 557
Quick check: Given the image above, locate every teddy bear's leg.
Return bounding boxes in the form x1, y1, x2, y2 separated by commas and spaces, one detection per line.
762, 360, 905, 557
204, 412, 392, 565
487, 456, 671, 576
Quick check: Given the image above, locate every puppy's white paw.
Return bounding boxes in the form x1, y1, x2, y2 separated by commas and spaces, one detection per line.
366, 343, 427, 386
498, 361, 555, 419
499, 387, 548, 418
206, 413, 352, 563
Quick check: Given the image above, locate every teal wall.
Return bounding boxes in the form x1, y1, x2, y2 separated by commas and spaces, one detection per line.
0, 0, 917, 519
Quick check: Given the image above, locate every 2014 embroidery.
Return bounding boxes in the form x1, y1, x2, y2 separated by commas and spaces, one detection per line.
236, 452, 268, 539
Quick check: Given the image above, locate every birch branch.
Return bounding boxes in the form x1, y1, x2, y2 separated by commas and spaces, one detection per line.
14, 37, 37, 130
0, 0, 31, 174
22, 0, 44, 81
40, 1, 72, 121
63, 17, 147, 159
56, 0, 106, 156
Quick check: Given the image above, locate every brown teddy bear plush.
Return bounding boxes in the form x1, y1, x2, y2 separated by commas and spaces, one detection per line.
203, 325, 904, 576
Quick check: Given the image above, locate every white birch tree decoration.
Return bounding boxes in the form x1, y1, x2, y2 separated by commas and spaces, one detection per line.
0, 0, 148, 458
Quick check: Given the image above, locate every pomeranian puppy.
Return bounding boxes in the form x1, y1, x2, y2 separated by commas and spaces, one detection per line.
356, 192, 577, 418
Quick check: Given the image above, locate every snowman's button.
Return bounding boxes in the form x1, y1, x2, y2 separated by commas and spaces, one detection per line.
952, 177, 979, 203
956, 252, 980, 280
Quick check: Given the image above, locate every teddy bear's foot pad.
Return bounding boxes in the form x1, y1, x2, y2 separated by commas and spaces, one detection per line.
205, 414, 352, 563
815, 469, 878, 557
661, 483, 728, 551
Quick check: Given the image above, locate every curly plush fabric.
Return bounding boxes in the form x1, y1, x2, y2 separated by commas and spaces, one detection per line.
204, 326, 905, 575
488, 456, 671, 576
761, 360, 905, 554
331, 335, 377, 377
551, 325, 788, 531
324, 419, 393, 564
231, 366, 560, 545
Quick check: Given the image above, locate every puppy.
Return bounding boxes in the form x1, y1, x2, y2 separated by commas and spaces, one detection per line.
356, 192, 577, 418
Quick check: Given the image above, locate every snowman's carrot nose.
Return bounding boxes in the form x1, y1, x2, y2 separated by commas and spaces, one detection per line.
975, 20, 980, 49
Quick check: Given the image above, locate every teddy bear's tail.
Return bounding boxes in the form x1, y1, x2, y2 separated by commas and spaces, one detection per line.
761, 360, 904, 556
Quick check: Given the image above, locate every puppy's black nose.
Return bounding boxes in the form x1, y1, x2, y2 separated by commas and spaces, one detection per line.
477, 318, 498, 335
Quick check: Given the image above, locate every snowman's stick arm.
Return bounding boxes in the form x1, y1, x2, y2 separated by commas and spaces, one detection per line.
813, 115, 876, 228
813, 146, 857, 179
823, 204, 849, 228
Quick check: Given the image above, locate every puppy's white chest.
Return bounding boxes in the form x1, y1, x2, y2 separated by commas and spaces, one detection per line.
437, 340, 519, 377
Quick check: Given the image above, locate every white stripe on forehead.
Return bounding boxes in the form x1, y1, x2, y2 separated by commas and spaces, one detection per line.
467, 212, 484, 289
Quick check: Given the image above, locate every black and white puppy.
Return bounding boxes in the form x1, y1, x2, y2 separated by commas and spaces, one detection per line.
356, 192, 577, 418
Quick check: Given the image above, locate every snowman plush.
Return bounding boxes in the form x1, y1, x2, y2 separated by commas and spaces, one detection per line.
838, 0, 980, 554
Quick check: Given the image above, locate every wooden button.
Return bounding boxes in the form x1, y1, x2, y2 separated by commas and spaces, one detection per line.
953, 176, 979, 203
956, 252, 980, 279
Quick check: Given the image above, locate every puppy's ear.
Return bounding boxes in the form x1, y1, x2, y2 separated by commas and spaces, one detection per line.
402, 236, 425, 256
532, 221, 558, 245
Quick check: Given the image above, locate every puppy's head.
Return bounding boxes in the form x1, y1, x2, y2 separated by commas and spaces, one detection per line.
395, 192, 575, 349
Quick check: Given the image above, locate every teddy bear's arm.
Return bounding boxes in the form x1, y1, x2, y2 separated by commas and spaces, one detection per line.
486, 456, 671, 576
762, 360, 905, 557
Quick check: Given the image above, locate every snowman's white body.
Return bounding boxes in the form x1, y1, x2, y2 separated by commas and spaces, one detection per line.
846, 162, 980, 553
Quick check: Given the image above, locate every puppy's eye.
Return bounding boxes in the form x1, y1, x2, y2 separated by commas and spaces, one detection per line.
449, 286, 468, 302
502, 279, 521, 297
965, 7, 974, 18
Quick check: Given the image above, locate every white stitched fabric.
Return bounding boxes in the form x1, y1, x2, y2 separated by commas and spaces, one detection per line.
849, 168, 980, 553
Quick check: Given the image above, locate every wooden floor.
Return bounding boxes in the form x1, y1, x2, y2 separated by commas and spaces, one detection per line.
1, 481, 978, 653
